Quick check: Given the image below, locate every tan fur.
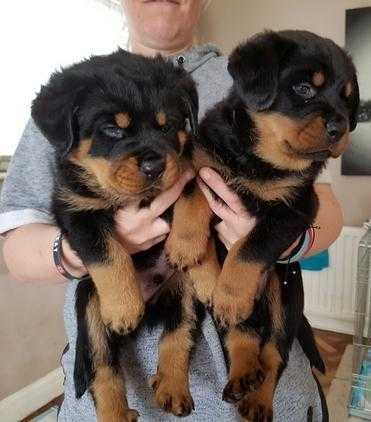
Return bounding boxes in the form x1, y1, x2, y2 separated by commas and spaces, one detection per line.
345, 81, 353, 98
212, 238, 264, 327
312, 71, 325, 87
86, 293, 109, 366
177, 130, 188, 153
225, 329, 263, 398
92, 366, 138, 422
165, 184, 212, 269
188, 238, 221, 305
156, 111, 167, 126
252, 112, 329, 171
329, 132, 350, 157
238, 342, 283, 421
235, 175, 304, 204
88, 236, 144, 333
70, 138, 93, 160
150, 282, 195, 416
161, 154, 182, 190
57, 187, 109, 211
266, 272, 284, 333
115, 112, 131, 129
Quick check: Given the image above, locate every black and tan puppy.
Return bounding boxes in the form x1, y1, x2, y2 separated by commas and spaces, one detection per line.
168, 30, 359, 420
31, 50, 207, 421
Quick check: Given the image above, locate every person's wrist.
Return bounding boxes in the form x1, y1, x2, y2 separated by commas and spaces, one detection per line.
60, 238, 88, 278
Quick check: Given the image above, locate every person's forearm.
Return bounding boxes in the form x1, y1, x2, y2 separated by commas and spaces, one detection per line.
305, 184, 343, 257
281, 184, 343, 260
2, 223, 87, 283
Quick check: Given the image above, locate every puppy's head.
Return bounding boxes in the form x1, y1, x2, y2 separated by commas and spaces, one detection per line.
31, 50, 198, 200
228, 30, 360, 171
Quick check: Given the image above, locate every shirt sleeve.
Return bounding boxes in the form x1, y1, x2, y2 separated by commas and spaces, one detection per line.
0, 119, 56, 234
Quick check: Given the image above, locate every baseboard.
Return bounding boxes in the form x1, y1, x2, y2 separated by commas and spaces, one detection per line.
305, 311, 354, 335
0, 368, 64, 422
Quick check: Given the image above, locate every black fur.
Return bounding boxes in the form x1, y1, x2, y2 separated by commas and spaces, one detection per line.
195, 30, 358, 419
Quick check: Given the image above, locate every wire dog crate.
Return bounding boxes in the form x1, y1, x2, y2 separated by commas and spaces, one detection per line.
349, 228, 371, 419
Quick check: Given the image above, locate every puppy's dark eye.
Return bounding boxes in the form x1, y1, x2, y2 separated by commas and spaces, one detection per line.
292, 82, 317, 100
101, 125, 124, 139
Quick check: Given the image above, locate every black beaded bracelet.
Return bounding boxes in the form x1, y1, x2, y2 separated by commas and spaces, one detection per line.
53, 232, 88, 281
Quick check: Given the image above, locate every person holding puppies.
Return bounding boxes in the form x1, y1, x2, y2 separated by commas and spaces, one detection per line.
1, 0, 341, 420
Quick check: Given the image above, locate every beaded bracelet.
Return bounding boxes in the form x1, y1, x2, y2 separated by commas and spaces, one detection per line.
53, 232, 89, 281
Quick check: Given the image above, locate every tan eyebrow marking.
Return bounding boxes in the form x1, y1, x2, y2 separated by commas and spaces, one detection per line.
156, 111, 167, 126
345, 81, 353, 97
115, 112, 131, 129
312, 71, 325, 87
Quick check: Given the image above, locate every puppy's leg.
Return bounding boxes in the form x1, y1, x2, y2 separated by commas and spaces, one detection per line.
165, 179, 212, 270
237, 341, 283, 422
237, 272, 286, 422
88, 236, 144, 334
213, 202, 311, 327
188, 237, 221, 306
222, 327, 265, 404
85, 287, 139, 422
212, 237, 266, 327
150, 282, 196, 417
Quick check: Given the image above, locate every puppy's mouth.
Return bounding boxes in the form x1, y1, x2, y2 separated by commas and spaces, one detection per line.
285, 141, 331, 161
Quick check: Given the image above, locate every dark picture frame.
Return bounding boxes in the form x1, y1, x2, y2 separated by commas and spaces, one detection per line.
342, 7, 371, 175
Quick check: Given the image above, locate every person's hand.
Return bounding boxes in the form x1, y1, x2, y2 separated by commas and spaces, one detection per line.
115, 169, 195, 254
198, 168, 256, 250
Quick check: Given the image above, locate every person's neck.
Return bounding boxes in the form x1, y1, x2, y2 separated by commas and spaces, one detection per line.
131, 38, 193, 57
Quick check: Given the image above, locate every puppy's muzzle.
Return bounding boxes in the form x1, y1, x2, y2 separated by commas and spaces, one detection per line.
326, 116, 347, 144
139, 153, 166, 181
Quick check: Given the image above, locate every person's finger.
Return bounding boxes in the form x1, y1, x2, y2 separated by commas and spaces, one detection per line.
198, 178, 234, 220
199, 167, 245, 214
216, 231, 231, 251
150, 169, 195, 217
138, 234, 168, 252
148, 218, 171, 239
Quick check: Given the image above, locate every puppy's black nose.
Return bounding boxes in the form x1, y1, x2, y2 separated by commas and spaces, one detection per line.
140, 154, 165, 180
326, 118, 347, 143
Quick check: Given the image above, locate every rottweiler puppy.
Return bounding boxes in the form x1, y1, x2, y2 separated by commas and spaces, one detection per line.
168, 30, 359, 420
31, 50, 207, 421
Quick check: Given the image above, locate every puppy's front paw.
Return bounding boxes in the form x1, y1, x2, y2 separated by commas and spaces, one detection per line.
150, 373, 195, 417
212, 282, 254, 327
222, 367, 265, 403
122, 409, 140, 422
165, 230, 209, 271
100, 295, 145, 334
237, 392, 273, 422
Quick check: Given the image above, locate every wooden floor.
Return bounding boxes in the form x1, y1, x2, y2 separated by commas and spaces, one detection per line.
313, 329, 353, 395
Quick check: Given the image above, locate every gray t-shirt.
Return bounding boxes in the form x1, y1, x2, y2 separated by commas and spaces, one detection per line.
0, 45, 328, 421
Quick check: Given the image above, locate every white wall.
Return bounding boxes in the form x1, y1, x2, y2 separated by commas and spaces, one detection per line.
0, 0, 127, 155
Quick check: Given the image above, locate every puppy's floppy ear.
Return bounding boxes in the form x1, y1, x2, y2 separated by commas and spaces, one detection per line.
228, 31, 295, 111
349, 70, 360, 132
31, 69, 87, 158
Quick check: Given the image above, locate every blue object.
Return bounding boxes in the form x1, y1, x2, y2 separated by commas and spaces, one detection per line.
300, 250, 329, 271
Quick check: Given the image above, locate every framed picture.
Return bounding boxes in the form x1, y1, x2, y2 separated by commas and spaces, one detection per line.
342, 7, 371, 175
